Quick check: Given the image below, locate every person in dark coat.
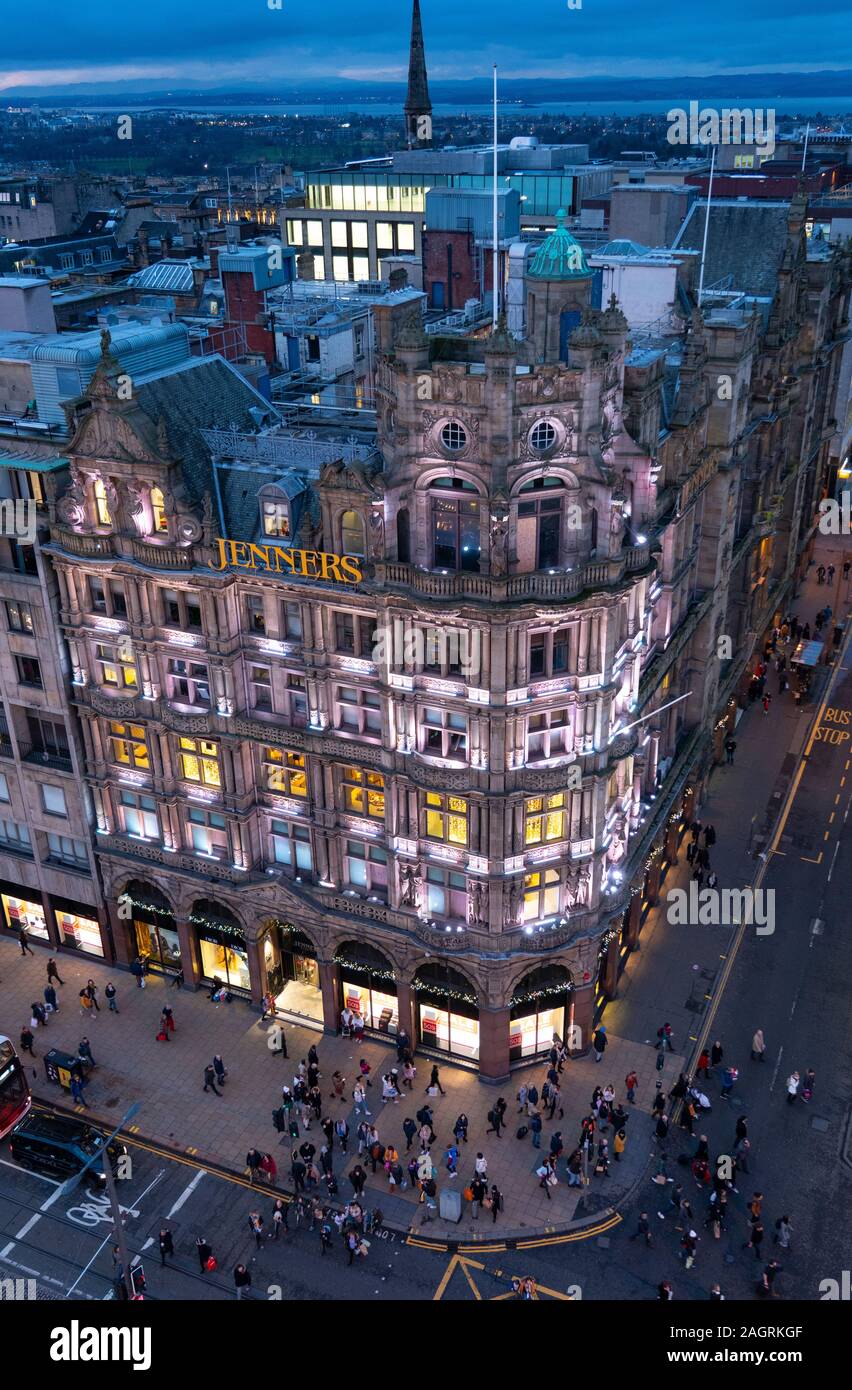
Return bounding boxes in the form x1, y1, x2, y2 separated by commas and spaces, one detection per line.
159, 1228, 174, 1266
592, 1026, 607, 1062
427, 1064, 445, 1096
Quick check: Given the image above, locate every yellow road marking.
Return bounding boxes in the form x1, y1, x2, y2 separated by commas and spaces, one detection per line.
433, 1252, 486, 1300
801, 853, 824, 864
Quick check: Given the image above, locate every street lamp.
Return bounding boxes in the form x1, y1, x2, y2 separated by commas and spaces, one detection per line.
57, 1102, 141, 1301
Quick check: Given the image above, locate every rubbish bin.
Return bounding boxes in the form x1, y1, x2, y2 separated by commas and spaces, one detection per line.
439, 1187, 462, 1223
44, 1049, 82, 1090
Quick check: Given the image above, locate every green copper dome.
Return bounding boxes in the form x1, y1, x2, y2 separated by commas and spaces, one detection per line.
527, 210, 591, 281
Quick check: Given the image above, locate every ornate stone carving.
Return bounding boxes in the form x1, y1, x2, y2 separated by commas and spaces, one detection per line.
507, 877, 524, 926
489, 511, 508, 577
468, 877, 487, 927
400, 861, 422, 910
57, 463, 86, 530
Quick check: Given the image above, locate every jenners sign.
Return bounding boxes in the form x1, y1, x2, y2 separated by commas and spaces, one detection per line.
210, 538, 363, 584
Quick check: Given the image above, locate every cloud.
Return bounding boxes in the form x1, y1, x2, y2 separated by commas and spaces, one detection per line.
2, 0, 851, 89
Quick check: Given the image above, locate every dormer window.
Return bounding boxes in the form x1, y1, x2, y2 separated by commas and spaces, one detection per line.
151, 487, 169, 534
341, 510, 366, 557
94, 479, 111, 527
262, 497, 290, 538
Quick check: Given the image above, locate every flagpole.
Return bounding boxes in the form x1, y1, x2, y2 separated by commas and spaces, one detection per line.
697, 145, 715, 308
492, 64, 499, 327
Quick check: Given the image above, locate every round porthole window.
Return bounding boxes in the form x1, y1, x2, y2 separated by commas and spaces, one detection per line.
441, 420, 467, 453
530, 420, 557, 453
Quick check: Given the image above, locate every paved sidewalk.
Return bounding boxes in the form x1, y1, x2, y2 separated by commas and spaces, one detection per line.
0, 935, 684, 1239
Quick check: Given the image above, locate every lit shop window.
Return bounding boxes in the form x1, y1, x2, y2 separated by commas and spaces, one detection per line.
264, 748, 307, 797
342, 766, 385, 819
109, 721, 149, 769
523, 868, 561, 920
178, 737, 221, 788
1, 893, 47, 937
424, 792, 468, 845
262, 498, 290, 538
525, 792, 566, 845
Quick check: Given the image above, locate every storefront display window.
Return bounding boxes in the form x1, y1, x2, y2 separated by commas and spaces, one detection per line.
509, 965, 572, 1061
56, 911, 104, 958
192, 901, 250, 993
2, 893, 49, 940
414, 962, 479, 1060
123, 883, 180, 974
335, 942, 397, 1034
267, 925, 323, 1022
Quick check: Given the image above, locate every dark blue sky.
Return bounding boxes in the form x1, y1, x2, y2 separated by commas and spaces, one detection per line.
2, 0, 850, 92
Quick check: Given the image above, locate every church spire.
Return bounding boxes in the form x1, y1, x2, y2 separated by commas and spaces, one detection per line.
404, 0, 432, 148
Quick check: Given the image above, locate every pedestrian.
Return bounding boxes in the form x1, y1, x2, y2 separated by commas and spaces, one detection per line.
335, 1118, 349, 1153
657, 1023, 674, 1052
630, 1212, 653, 1247
774, 1215, 793, 1251
469, 1175, 487, 1220
245, 1147, 263, 1183
549, 1129, 564, 1159
444, 1143, 458, 1177
681, 1230, 699, 1269
786, 1071, 800, 1104
353, 1081, 370, 1116
70, 1073, 87, 1107
203, 1063, 221, 1096
762, 693, 772, 715
658, 1281, 673, 1301
402, 1116, 418, 1152
592, 1025, 607, 1062
290, 1155, 306, 1193
474, 1152, 488, 1182
745, 1222, 765, 1259
196, 1237, 212, 1273
720, 1065, 738, 1099
331, 1070, 346, 1100
381, 1073, 399, 1106
43, 983, 58, 1015
710, 1039, 723, 1071
566, 1148, 583, 1187
161, 1005, 175, 1036
486, 1097, 507, 1136
844, 560, 851, 581
655, 1113, 669, 1143
79, 989, 95, 1021
801, 1067, 816, 1102
19, 1024, 34, 1056
18, 924, 34, 956
530, 1111, 543, 1148
625, 1069, 638, 1104
759, 1260, 782, 1298
77, 1036, 95, 1069
85, 980, 100, 1013
46, 957, 64, 986
103, 982, 118, 1013
402, 1058, 416, 1090
453, 1112, 469, 1145
817, 564, 826, 584
248, 1211, 264, 1249
488, 1184, 502, 1223
349, 1163, 367, 1196
427, 1063, 445, 1096
234, 1263, 252, 1299
526, 1084, 539, 1115
271, 1198, 288, 1239
213, 1053, 227, 1087
696, 1049, 710, 1079
725, 737, 736, 764
31, 1002, 47, 1028
260, 1152, 277, 1185
704, 824, 716, 847
158, 1228, 174, 1266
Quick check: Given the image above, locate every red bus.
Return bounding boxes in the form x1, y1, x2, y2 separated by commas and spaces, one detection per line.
0, 1036, 32, 1140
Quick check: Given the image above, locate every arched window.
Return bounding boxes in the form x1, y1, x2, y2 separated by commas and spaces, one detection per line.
429, 477, 480, 573
413, 961, 479, 1060
335, 941, 398, 1034
341, 510, 366, 557
150, 486, 168, 534
94, 479, 111, 527
509, 964, 573, 1059
191, 900, 251, 993
517, 476, 564, 570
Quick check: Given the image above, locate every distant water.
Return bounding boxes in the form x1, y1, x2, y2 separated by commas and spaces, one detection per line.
68, 97, 852, 119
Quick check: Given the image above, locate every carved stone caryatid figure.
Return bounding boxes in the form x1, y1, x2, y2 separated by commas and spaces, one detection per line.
577, 862, 592, 906
507, 877, 524, 926
400, 861, 422, 910
490, 512, 509, 577
201, 491, 215, 547
370, 505, 385, 559
57, 462, 87, 530
468, 878, 488, 927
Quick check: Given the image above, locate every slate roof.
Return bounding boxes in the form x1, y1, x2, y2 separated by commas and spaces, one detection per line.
672, 199, 791, 297
132, 356, 285, 537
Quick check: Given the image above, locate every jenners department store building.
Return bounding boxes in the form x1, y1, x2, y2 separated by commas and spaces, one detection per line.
29, 204, 851, 1080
